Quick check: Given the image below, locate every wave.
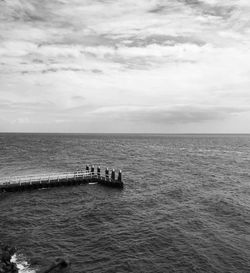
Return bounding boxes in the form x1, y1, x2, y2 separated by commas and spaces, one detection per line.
11, 253, 36, 273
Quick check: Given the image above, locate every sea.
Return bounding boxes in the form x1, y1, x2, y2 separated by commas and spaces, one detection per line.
0, 133, 250, 273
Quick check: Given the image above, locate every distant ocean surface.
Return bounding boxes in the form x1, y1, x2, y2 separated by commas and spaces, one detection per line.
0, 133, 250, 273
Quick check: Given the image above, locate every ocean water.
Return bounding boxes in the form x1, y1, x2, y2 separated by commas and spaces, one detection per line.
0, 133, 250, 273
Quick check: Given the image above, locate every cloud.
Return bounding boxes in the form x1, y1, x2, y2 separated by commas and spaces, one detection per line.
71, 95, 85, 101
0, 99, 57, 113
0, 0, 250, 132
0, 41, 37, 57
178, 0, 234, 18
90, 104, 250, 124
125, 34, 206, 47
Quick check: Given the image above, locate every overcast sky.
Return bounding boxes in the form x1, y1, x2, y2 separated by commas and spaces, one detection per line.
0, 0, 250, 133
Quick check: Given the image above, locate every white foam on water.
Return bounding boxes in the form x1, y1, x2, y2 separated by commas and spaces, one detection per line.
11, 253, 36, 273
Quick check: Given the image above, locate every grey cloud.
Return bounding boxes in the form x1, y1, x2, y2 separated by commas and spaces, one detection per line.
0, 0, 73, 25
21, 70, 30, 74
142, 106, 246, 124
56, 103, 104, 121
153, 106, 248, 124
93, 105, 250, 125
124, 34, 205, 47
63, 34, 119, 48
0, 0, 242, 75
148, 0, 234, 19
179, 0, 234, 19
91, 69, 102, 73
41, 67, 86, 74
121, 58, 155, 70
148, 5, 166, 14
71, 96, 85, 101
0, 100, 56, 112
0, 0, 49, 22
33, 59, 43, 64
19, 66, 103, 75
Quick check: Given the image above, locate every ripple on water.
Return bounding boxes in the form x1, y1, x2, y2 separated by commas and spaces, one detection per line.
1, 134, 250, 273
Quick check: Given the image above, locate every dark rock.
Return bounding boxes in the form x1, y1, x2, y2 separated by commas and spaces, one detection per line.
37, 257, 71, 273
0, 245, 18, 273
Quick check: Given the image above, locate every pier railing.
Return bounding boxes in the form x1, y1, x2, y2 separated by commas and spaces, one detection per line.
0, 166, 123, 192
0, 171, 91, 185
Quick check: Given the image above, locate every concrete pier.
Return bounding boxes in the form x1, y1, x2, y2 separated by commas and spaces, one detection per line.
0, 166, 123, 193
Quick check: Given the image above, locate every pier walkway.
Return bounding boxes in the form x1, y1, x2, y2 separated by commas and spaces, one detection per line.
0, 166, 123, 192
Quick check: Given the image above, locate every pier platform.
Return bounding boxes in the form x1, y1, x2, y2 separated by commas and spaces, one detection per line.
0, 166, 123, 193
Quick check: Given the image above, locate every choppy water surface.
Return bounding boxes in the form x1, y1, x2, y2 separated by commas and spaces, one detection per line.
0, 133, 250, 273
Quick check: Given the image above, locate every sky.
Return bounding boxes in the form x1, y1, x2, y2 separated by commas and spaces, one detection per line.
0, 0, 250, 133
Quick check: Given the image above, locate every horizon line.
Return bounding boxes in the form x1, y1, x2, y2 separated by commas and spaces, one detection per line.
0, 132, 250, 135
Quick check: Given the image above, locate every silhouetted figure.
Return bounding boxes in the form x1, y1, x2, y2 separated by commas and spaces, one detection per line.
118, 170, 122, 182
